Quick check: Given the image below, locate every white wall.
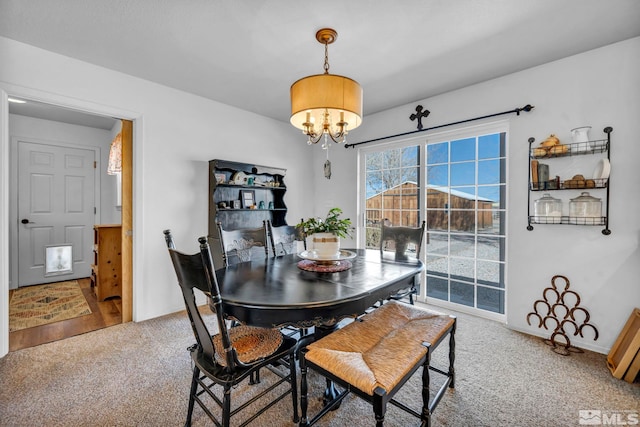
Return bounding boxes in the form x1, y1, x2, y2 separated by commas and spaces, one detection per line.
319, 36, 640, 353
0, 35, 313, 341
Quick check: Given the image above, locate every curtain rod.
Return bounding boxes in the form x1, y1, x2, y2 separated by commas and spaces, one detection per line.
344, 104, 534, 149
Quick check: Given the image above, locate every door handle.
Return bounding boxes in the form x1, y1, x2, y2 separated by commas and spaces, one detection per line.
21, 218, 35, 224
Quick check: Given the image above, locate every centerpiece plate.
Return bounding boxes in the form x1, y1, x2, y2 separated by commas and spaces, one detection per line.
297, 249, 357, 265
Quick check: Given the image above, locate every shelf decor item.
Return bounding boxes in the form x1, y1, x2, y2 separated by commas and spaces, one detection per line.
569, 192, 602, 224
240, 190, 256, 209
297, 208, 353, 258
533, 193, 562, 224
570, 126, 591, 152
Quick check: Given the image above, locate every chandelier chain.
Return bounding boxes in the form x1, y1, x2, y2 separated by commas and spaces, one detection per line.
323, 42, 330, 74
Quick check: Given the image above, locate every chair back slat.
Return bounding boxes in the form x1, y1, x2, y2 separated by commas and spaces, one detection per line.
217, 221, 269, 266
198, 237, 237, 368
267, 220, 298, 256
380, 220, 426, 261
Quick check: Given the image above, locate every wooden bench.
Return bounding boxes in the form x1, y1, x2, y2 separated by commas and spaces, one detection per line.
299, 301, 456, 426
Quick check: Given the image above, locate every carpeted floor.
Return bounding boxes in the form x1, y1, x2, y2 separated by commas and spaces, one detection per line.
0, 303, 638, 426
9, 281, 92, 332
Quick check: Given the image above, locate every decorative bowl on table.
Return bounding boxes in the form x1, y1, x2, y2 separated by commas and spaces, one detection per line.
297, 249, 356, 265
297, 250, 356, 273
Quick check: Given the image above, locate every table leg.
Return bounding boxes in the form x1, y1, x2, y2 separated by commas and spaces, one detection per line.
323, 379, 341, 406
315, 323, 342, 408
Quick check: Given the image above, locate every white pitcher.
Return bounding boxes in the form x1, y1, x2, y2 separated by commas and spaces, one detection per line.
571, 126, 591, 152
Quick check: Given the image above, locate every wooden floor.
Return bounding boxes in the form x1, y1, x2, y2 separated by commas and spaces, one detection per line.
9, 278, 122, 352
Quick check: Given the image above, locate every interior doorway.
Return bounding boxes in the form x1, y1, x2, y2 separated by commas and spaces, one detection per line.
16, 140, 96, 286
7, 99, 133, 350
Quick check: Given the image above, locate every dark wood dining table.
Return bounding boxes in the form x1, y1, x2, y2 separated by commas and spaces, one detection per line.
213, 249, 424, 330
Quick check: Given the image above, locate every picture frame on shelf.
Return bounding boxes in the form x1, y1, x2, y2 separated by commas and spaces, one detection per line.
214, 173, 226, 184
240, 190, 255, 209
232, 200, 241, 209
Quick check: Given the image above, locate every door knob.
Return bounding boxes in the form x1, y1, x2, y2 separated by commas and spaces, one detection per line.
21, 218, 33, 224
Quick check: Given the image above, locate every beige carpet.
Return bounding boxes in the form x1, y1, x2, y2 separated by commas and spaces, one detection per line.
9, 281, 92, 332
0, 303, 638, 426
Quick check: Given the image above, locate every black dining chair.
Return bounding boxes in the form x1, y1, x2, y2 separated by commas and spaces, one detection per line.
266, 220, 299, 257
266, 220, 311, 339
217, 221, 269, 266
380, 220, 426, 304
163, 230, 299, 427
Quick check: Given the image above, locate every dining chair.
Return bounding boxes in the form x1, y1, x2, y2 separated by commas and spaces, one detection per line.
380, 220, 426, 304
266, 220, 310, 339
163, 230, 299, 427
299, 300, 456, 427
217, 221, 269, 266
266, 220, 299, 256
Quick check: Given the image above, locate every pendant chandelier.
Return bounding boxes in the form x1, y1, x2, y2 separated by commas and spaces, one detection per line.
290, 28, 363, 148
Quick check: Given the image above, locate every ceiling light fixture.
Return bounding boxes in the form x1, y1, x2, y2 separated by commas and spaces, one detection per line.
8, 98, 26, 104
290, 28, 363, 149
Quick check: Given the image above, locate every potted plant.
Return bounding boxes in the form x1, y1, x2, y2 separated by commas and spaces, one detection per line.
297, 208, 353, 257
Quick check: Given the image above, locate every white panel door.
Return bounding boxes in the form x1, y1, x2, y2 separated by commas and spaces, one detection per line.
18, 141, 95, 286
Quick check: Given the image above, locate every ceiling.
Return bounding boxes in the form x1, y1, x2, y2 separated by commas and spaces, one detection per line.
2, 0, 640, 128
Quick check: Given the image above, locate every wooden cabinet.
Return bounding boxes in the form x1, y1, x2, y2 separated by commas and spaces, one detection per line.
91, 224, 122, 301
208, 159, 287, 265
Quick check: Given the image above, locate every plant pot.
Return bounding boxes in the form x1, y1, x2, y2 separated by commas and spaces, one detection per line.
310, 233, 340, 258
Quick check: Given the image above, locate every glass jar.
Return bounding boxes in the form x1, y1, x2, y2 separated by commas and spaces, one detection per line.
569, 192, 602, 224
534, 193, 563, 223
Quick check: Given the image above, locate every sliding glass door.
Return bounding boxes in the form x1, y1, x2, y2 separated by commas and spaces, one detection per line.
360, 124, 507, 319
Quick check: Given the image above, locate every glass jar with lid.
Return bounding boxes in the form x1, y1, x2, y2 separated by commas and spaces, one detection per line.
534, 193, 563, 224
569, 192, 602, 224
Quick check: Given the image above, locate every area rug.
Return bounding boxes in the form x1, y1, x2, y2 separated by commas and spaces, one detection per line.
9, 281, 92, 332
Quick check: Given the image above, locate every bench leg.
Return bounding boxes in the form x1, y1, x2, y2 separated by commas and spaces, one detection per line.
373, 389, 387, 427
421, 344, 432, 427
449, 316, 456, 388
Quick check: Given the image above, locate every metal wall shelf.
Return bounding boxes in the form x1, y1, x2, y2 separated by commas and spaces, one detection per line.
527, 127, 612, 235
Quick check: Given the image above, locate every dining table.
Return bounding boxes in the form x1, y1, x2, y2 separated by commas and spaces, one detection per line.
213, 248, 424, 404
213, 248, 424, 332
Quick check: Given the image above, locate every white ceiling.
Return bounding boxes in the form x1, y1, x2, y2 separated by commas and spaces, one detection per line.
2, 0, 640, 128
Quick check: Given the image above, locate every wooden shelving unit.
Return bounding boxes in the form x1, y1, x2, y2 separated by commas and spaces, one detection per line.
208, 159, 288, 266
